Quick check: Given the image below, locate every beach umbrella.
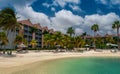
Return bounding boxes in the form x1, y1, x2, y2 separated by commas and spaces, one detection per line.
106, 43, 112, 46
85, 44, 89, 50
56, 45, 60, 47
106, 43, 118, 47
110, 44, 118, 47
17, 43, 27, 48
85, 44, 89, 47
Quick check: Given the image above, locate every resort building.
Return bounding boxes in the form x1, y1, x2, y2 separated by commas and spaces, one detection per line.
82, 34, 118, 45
18, 19, 42, 48
33, 23, 43, 48
82, 34, 117, 39
18, 19, 34, 45
0, 19, 55, 49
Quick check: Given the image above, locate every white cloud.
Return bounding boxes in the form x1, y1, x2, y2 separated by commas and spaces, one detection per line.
69, 4, 82, 11
110, 0, 120, 5
53, 0, 80, 8
95, 0, 108, 4
84, 13, 120, 30
107, 31, 112, 34
16, 6, 51, 27
51, 9, 84, 33
1, 0, 52, 28
14, 1, 120, 35
75, 28, 84, 35
51, 7, 56, 11
96, 0, 120, 6
42, 3, 50, 8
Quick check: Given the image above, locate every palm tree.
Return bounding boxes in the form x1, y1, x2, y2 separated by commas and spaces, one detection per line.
81, 32, 87, 44
74, 36, 85, 48
14, 35, 23, 45
22, 38, 28, 46
96, 38, 104, 49
52, 32, 63, 46
112, 21, 120, 38
61, 34, 69, 48
0, 7, 21, 33
0, 32, 8, 54
112, 21, 120, 50
42, 29, 49, 48
105, 36, 114, 44
67, 27, 74, 37
30, 27, 38, 40
42, 30, 49, 35
91, 24, 99, 50
81, 32, 87, 37
0, 7, 21, 55
30, 39, 37, 48
14, 34, 28, 46
44, 33, 52, 48
1, 39, 8, 54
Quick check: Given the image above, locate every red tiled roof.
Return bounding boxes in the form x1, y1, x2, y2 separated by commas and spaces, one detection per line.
33, 23, 42, 30
104, 34, 109, 37
118, 34, 120, 36
42, 26, 48, 31
18, 19, 33, 27
104, 34, 115, 37
51, 31, 57, 34
49, 29, 54, 34
113, 34, 120, 36
84, 35, 93, 38
95, 34, 101, 38
111, 34, 115, 37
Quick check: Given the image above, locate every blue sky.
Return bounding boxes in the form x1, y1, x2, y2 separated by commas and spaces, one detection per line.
31, 0, 120, 17
0, 0, 120, 35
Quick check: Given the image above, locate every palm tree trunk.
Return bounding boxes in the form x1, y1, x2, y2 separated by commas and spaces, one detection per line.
117, 28, 119, 39
6, 30, 12, 55
32, 32, 35, 40
117, 28, 120, 50
42, 34, 44, 48
94, 32, 96, 50
70, 33, 72, 37
3, 45, 6, 54
5, 30, 9, 54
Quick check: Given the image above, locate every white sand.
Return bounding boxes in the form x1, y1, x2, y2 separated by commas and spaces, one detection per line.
0, 50, 120, 68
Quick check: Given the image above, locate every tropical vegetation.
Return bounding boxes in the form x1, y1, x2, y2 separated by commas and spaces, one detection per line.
91, 24, 99, 50
67, 27, 75, 37
112, 21, 120, 50
30, 39, 37, 48
14, 34, 28, 45
0, 7, 120, 53
43, 30, 85, 50
0, 32, 8, 53
30, 27, 38, 40
0, 7, 21, 55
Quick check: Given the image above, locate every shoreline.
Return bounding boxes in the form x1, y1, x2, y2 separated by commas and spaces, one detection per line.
0, 50, 120, 68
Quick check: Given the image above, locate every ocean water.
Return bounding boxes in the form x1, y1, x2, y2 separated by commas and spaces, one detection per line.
13, 57, 120, 74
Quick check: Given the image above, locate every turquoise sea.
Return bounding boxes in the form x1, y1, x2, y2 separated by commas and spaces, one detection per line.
13, 57, 120, 74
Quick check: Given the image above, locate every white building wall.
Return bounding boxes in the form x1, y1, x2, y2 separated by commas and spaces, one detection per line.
0, 29, 16, 49
6, 31, 16, 49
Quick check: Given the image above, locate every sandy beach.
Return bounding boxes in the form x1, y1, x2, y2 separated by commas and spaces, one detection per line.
0, 50, 120, 74
0, 50, 120, 68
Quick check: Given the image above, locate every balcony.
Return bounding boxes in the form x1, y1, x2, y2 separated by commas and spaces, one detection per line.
24, 27, 28, 30
24, 29, 29, 33
35, 35, 42, 38
24, 32, 29, 35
